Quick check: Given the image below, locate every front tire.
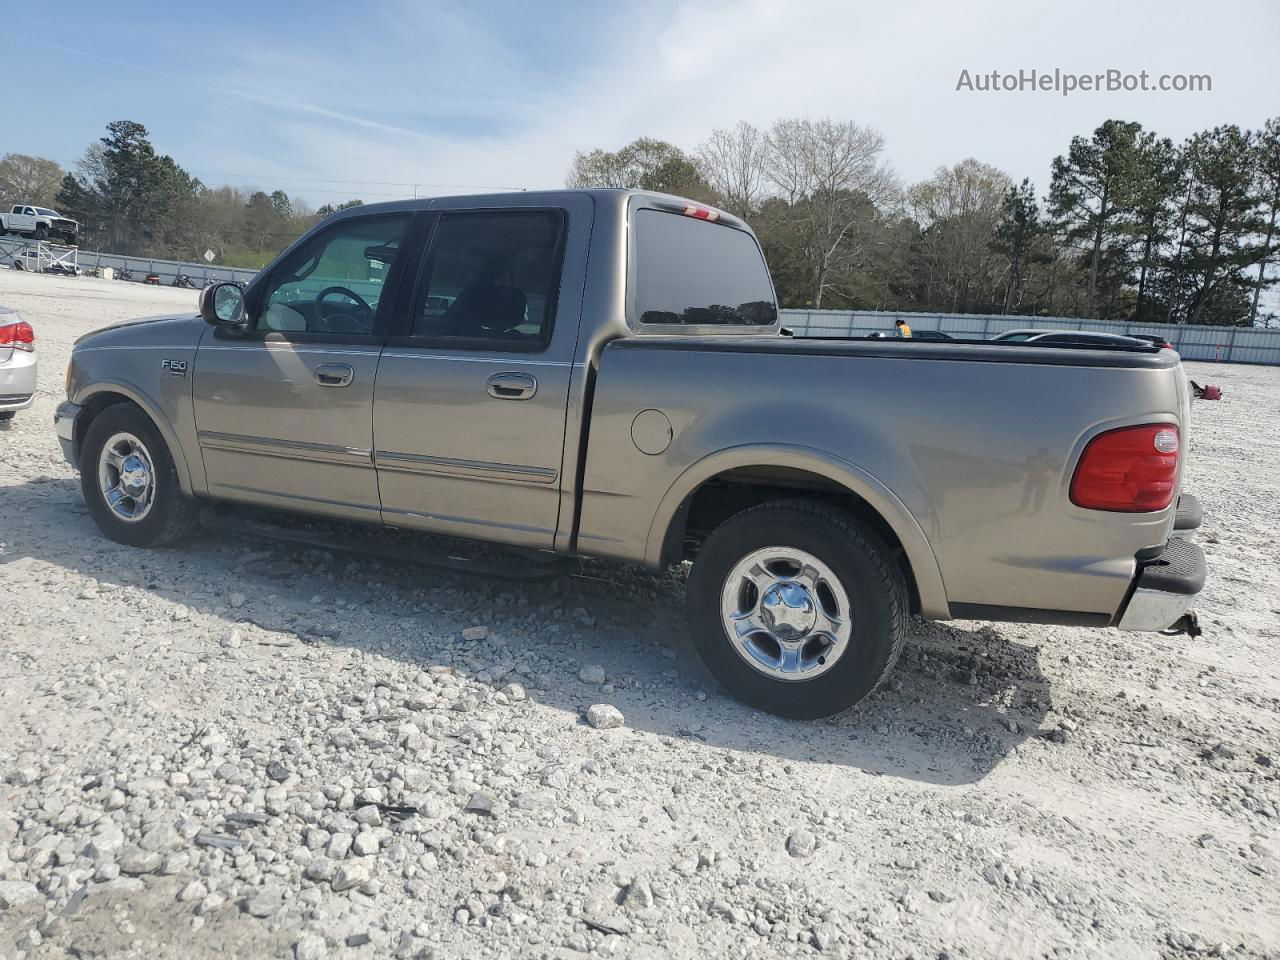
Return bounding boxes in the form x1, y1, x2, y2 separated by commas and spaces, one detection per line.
80, 404, 198, 547
34, 224, 48, 242
687, 499, 909, 719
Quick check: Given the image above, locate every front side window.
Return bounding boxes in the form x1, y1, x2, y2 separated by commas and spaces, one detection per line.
255, 215, 410, 336
632, 209, 776, 326
411, 210, 564, 346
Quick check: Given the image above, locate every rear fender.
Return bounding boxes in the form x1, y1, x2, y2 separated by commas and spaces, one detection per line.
646, 443, 950, 619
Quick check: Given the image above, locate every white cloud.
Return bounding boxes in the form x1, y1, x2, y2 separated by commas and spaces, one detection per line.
190, 0, 1280, 202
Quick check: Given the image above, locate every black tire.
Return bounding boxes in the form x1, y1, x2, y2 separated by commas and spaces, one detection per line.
0, 411, 15, 422
34, 224, 48, 242
687, 499, 909, 719
79, 403, 198, 548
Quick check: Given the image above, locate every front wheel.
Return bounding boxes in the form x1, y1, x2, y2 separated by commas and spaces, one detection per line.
34, 224, 48, 242
79, 403, 198, 547
687, 499, 909, 719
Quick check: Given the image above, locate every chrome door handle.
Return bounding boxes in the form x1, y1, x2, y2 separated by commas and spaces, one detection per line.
313, 363, 354, 387
486, 372, 537, 400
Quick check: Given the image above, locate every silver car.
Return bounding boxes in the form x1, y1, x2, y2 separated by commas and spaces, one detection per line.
0, 304, 36, 421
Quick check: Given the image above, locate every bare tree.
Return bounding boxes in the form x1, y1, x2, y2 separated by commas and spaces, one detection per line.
696, 122, 768, 217
0, 153, 65, 208
908, 159, 1012, 312
764, 118, 897, 308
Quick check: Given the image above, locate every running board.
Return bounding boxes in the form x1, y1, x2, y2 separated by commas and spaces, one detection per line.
198, 506, 569, 582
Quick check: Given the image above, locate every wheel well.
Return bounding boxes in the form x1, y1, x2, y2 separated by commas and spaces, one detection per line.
74, 392, 136, 453
663, 466, 922, 614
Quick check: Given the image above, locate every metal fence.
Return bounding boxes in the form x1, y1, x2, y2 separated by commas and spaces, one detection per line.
1, 236, 258, 286
779, 309, 1280, 366
72, 248, 259, 286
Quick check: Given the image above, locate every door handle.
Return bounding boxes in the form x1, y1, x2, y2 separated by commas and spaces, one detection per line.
486, 372, 537, 400
313, 363, 355, 387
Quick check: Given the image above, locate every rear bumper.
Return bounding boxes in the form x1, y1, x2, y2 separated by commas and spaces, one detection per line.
0, 392, 34, 411
0, 351, 37, 411
1115, 536, 1205, 631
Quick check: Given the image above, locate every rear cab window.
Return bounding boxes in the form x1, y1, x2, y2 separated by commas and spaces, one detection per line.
629, 207, 777, 331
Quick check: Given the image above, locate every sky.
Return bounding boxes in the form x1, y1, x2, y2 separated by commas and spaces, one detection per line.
3, 0, 1278, 207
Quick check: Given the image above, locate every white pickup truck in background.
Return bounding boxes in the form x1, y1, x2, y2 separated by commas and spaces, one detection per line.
0, 204, 79, 246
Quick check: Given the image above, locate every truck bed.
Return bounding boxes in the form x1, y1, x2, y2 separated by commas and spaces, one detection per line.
578, 334, 1188, 622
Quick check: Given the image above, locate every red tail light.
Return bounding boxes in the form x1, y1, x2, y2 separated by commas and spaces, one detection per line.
0, 320, 35, 352
1070, 424, 1179, 512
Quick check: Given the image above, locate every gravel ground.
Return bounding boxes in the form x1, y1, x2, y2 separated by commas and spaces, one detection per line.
1, 270, 1278, 960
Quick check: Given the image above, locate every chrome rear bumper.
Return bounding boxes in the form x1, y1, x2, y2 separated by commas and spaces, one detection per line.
1116, 536, 1205, 632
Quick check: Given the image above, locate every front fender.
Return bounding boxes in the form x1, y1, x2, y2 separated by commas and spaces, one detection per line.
73, 378, 198, 496
644, 443, 950, 619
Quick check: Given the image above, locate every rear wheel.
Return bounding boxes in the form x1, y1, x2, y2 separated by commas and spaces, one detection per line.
0, 411, 15, 422
79, 404, 198, 547
687, 499, 909, 719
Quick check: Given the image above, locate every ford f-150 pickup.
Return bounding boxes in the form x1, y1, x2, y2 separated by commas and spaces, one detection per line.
54, 189, 1206, 718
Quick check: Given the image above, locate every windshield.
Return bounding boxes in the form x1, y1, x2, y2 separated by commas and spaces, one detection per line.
35, 208, 59, 217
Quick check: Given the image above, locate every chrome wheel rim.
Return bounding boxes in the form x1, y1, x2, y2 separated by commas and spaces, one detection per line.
98, 432, 156, 523
720, 546, 852, 682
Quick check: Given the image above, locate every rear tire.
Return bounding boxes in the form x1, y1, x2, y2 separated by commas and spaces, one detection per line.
79, 404, 198, 548
687, 499, 909, 719
0, 411, 15, 422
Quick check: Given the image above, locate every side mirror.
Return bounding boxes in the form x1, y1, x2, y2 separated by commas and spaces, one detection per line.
199, 282, 246, 326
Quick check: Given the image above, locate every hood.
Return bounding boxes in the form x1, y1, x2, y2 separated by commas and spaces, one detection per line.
74, 313, 203, 348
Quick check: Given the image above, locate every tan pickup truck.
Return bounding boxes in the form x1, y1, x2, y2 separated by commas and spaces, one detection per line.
55, 189, 1205, 718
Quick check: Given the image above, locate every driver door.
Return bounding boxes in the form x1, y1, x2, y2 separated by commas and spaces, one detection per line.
192, 212, 415, 521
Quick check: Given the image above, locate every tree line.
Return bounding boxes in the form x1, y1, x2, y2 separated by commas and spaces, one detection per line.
4, 116, 1277, 324
0, 122, 363, 270
569, 117, 1280, 325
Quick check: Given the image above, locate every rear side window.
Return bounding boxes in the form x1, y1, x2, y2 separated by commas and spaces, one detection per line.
632, 209, 776, 326
411, 210, 565, 347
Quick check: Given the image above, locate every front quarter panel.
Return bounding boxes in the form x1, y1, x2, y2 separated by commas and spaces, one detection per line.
70, 315, 207, 494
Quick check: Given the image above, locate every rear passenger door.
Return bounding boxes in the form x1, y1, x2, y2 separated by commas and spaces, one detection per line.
372, 194, 592, 548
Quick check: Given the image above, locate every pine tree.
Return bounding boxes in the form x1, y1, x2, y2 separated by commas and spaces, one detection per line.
1049, 120, 1143, 317
992, 179, 1046, 314
1180, 125, 1264, 325
1251, 117, 1280, 324
1121, 134, 1182, 323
